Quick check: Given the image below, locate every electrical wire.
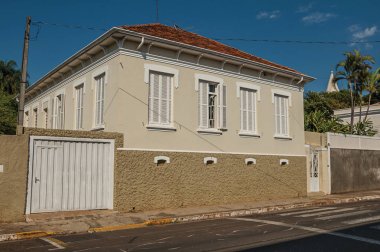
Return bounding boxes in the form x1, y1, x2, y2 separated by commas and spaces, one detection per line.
30, 20, 380, 45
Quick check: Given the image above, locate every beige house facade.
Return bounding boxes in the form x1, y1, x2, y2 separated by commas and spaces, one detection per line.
24, 24, 314, 156
20, 24, 315, 211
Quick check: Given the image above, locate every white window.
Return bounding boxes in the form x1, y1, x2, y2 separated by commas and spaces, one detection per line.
24, 110, 29, 127
240, 88, 257, 134
42, 101, 49, 129
94, 74, 105, 127
33, 107, 38, 128
198, 80, 226, 130
75, 84, 84, 129
53, 93, 65, 129
274, 94, 289, 136
148, 71, 173, 126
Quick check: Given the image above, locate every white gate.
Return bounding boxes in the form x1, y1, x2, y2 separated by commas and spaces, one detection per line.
310, 151, 320, 192
26, 136, 114, 214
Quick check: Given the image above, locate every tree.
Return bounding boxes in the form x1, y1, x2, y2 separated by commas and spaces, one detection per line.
304, 110, 349, 133
0, 59, 21, 135
363, 68, 380, 121
0, 91, 18, 134
0, 60, 22, 95
335, 50, 375, 133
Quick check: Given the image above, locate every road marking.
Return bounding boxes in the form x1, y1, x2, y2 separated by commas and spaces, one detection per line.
297, 208, 355, 217
343, 215, 380, 225
317, 210, 373, 220
279, 207, 337, 216
40, 237, 66, 250
231, 218, 380, 245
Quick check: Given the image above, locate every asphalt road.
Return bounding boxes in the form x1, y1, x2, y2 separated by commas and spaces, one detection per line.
2, 199, 380, 251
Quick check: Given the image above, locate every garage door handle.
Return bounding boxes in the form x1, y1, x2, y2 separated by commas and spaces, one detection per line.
35, 177, 40, 183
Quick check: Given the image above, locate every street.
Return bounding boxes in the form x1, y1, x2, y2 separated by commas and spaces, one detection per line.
1, 199, 380, 251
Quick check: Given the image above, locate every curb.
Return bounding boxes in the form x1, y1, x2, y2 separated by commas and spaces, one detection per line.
1, 194, 380, 242
0, 231, 56, 242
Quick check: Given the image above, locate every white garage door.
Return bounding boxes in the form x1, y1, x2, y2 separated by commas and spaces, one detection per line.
26, 136, 114, 214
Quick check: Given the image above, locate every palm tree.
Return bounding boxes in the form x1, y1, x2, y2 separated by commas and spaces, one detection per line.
335, 50, 374, 133
363, 68, 380, 122
0, 60, 22, 95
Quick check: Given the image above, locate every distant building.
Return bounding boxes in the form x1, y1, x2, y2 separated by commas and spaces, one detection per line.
334, 103, 380, 136
326, 71, 339, 93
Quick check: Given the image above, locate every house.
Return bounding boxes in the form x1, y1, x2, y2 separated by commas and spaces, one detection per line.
22, 23, 315, 212
334, 103, 380, 136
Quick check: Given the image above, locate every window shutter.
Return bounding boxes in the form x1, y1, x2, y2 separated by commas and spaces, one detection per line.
219, 84, 227, 129
149, 73, 160, 124
241, 89, 247, 131
52, 97, 56, 128
160, 74, 170, 124
199, 81, 208, 128
275, 95, 280, 135
247, 90, 253, 132
60, 94, 65, 129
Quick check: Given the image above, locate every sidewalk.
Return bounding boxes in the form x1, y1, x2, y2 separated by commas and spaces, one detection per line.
1, 190, 380, 242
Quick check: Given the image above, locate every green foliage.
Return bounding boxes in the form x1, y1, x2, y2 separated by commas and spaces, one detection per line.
0, 59, 21, 135
0, 60, 21, 95
0, 91, 17, 134
304, 110, 349, 134
352, 119, 378, 136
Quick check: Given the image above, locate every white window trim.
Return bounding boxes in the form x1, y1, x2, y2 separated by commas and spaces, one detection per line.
32, 104, 39, 128
237, 83, 259, 136
42, 97, 50, 129
272, 90, 291, 139
144, 64, 179, 88
196, 74, 226, 132
271, 89, 292, 106
91, 66, 108, 89
74, 83, 85, 130
24, 107, 30, 127
146, 71, 176, 131
236, 82, 261, 101
194, 74, 223, 91
92, 73, 106, 130
73, 77, 86, 94
53, 89, 65, 129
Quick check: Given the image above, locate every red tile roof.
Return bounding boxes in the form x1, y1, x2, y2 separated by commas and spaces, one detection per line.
120, 23, 300, 74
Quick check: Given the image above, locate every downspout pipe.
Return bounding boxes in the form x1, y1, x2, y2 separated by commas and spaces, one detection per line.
296, 76, 304, 85
137, 37, 145, 50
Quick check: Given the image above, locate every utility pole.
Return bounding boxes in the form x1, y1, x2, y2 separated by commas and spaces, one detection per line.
17, 16, 31, 130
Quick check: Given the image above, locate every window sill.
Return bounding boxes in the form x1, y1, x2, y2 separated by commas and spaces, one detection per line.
274, 135, 293, 140
239, 131, 261, 138
197, 128, 223, 135
91, 125, 105, 131
146, 125, 177, 132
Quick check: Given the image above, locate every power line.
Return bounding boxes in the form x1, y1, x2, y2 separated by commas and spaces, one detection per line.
30, 20, 380, 45
31, 21, 107, 31
212, 38, 380, 45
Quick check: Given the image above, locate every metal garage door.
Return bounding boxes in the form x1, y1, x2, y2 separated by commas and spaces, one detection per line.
26, 136, 114, 214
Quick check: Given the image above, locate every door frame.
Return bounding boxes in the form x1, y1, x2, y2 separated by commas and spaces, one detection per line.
309, 150, 320, 192
26, 135, 115, 214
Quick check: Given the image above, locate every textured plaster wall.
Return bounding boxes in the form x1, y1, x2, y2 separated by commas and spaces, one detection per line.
0, 135, 29, 222
115, 150, 307, 212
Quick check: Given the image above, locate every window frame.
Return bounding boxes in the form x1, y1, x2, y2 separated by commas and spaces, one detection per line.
236, 82, 261, 137
195, 74, 226, 134
75, 83, 85, 130
52, 92, 65, 130
272, 90, 291, 139
146, 70, 175, 131
94, 73, 105, 129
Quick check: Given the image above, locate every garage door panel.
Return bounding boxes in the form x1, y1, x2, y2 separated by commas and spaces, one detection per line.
28, 137, 114, 213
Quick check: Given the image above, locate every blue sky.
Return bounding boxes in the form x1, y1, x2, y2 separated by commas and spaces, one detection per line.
0, 0, 379, 92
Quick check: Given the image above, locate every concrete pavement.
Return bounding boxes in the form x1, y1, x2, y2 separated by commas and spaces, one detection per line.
2, 199, 380, 251
1, 190, 380, 242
